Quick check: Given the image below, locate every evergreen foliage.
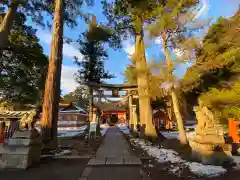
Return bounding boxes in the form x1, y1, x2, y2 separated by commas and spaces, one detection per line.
74, 32, 115, 85
182, 8, 240, 120
0, 13, 48, 109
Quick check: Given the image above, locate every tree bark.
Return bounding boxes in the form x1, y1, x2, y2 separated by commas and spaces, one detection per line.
128, 92, 133, 129
0, 0, 18, 57
134, 26, 157, 137
165, 99, 173, 129
162, 32, 188, 145
88, 86, 93, 121
41, 0, 64, 150
171, 88, 188, 145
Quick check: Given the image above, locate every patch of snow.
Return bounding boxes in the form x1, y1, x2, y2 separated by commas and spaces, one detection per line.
55, 149, 72, 156
100, 123, 110, 129
187, 162, 227, 177
130, 138, 227, 177
117, 123, 127, 127
100, 123, 109, 136
160, 131, 194, 140
58, 130, 85, 137
117, 123, 130, 135
131, 138, 184, 164
232, 156, 240, 170
58, 125, 87, 131
169, 165, 182, 176
148, 164, 154, 167
160, 131, 180, 139
57, 126, 86, 137
100, 129, 107, 136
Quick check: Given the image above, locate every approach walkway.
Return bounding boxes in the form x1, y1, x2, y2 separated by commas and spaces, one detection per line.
78, 127, 145, 180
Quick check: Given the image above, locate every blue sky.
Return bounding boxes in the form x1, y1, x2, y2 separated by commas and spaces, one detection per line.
29, 0, 239, 95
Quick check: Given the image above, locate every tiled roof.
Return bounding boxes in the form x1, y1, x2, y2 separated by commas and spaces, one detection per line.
0, 111, 31, 118
94, 103, 126, 112
59, 103, 72, 109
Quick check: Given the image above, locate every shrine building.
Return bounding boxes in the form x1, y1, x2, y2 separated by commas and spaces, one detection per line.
94, 103, 127, 124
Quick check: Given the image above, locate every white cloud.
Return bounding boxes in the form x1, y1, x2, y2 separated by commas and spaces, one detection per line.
61, 65, 78, 94
155, 37, 162, 45
37, 30, 83, 61
123, 40, 135, 59
123, 39, 150, 60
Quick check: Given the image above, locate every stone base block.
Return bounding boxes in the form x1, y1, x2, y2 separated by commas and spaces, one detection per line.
191, 148, 233, 165
0, 145, 41, 169
190, 134, 225, 145
189, 140, 231, 151
0, 154, 28, 169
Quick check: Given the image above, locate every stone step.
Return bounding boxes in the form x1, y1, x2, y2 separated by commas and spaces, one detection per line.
87, 157, 142, 166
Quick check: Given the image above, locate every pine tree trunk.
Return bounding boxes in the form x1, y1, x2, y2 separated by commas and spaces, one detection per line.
41, 0, 64, 150
171, 89, 188, 145
134, 26, 157, 137
0, 1, 18, 56
162, 32, 188, 145
165, 99, 173, 129
88, 86, 93, 121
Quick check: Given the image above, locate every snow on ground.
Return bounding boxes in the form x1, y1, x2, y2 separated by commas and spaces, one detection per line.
232, 156, 240, 170
130, 138, 227, 177
100, 123, 109, 136
57, 125, 87, 137
55, 149, 72, 156
160, 124, 196, 140
160, 131, 193, 140
186, 162, 227, 177
117, 123, 130, 135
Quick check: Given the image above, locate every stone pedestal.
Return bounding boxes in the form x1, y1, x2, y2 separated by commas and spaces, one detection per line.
189, 103, 232, 165
139, 124, 146, 138
0, 129, 42, 169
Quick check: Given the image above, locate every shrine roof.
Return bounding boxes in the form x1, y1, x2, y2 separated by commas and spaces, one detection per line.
59, 103, 72, 109
94, 103, 127, 112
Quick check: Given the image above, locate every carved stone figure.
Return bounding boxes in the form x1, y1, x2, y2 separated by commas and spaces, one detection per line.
19, 110, 38, 131
194, 101, 215, 134
189, 99, 232, 165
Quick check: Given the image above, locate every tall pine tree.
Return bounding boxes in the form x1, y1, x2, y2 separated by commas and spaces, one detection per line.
41, 0, 93, 150
75, 29, 114, 122
102, 0, 160, 137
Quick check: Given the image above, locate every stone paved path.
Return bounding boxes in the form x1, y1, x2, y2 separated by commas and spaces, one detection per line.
78, 127, 145, 180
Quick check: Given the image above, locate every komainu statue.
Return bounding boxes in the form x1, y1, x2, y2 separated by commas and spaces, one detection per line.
188, 99, 232, 165
19, 110, 38, 131
193, 99, 216, 134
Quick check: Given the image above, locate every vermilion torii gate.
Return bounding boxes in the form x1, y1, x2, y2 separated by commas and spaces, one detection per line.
87, 82, 139, 129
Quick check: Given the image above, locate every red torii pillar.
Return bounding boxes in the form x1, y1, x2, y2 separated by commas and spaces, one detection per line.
0, 122, 6, 144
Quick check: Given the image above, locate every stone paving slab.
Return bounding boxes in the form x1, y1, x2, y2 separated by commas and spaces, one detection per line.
54, 155, 91, 159
88, 158, 106, 165
81, 127, 143, 179
86, 166, 142, 180
123, 157, 142, 165
106, 157, 123, 165
81, 166, 92, 178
